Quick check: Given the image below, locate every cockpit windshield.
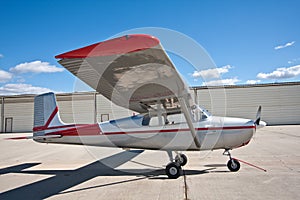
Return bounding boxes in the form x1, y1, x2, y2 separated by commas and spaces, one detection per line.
191, 105, 211, 121
142, 105, 211, 126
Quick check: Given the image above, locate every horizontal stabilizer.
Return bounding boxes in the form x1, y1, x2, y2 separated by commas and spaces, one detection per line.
33, 135, 62, 140
6, 135, 62, 140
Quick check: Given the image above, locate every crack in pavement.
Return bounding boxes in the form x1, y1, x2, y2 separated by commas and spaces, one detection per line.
182, 168, 189, 200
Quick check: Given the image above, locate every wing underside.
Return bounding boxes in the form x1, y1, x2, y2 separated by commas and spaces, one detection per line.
56, 34, 200, 148
56, 34, 192, 114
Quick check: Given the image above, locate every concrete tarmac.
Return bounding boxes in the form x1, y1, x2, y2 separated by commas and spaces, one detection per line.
0, 125, 299, 200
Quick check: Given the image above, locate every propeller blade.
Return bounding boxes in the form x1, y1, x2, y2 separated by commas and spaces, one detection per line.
254, 106, 262, 125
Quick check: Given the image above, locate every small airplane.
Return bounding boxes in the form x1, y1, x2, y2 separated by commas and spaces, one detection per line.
32, 34, 266, 179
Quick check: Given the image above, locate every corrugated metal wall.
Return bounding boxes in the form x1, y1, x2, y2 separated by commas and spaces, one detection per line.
0, 92, 135, 133
0, 98, 3, 132
194, 83, 300, 125
57, 93, 135, 124
57, 93, 95, 124
96, 95, 135, 122
0, 82, 299, 133
1, 96, 34, 132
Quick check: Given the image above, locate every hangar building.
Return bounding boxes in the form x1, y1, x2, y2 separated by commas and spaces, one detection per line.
1, 82, 299, 133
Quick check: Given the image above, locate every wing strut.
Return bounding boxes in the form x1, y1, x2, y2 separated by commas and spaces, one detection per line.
178, 97, 201, 149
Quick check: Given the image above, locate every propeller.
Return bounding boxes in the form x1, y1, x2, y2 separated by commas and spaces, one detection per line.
254, 105, 262, 125
254, 105, 267, 129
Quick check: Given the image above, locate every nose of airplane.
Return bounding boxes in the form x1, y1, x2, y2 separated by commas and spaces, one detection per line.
257, 120, 267, 129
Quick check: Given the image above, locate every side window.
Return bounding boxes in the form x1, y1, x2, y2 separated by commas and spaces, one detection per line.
149, 116, 160, 126
192, 106, 210, 122
149, 113, 186, 126
142, 115, 151, 126
167, 113, 186, 124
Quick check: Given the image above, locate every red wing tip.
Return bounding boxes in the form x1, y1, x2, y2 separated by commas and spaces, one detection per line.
55, 34, 160, 59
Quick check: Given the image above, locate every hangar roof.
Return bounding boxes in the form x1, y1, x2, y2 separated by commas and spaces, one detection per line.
1, 81, 300, 98
190, 81, 300, 90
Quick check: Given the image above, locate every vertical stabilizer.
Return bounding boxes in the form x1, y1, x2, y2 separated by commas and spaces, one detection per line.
33, 92, 64, 136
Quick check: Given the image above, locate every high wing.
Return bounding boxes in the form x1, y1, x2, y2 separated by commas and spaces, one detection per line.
56, 34, 200, 148
55, 34, 193, 114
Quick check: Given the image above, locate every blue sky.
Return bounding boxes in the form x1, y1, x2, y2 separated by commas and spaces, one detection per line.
0, 0, 300, 95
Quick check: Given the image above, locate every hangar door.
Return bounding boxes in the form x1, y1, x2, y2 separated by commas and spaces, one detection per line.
5, 117, 13, 133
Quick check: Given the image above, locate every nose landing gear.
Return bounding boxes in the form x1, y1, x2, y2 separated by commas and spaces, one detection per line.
223, 149, 240, 172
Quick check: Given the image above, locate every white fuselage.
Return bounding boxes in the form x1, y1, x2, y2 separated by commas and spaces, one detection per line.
34, 115, 258, 151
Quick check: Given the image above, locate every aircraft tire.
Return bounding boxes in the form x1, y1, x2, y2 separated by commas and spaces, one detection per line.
175, 154, 188, 166
166, 162, 182, 179
227, 159, 240, 172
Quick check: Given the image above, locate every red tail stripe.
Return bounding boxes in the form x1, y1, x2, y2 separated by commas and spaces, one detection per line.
33, 106, 58, 132
44, 106, 59, 128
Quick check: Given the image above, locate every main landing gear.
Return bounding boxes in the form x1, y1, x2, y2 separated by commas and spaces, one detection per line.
165, 150, 240, 179
165, 151, 188, 179
223, 149, 240, 172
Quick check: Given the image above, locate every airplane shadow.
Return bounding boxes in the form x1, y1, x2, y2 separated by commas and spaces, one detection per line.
204, 164, 227, 168
0, 150, 220, 200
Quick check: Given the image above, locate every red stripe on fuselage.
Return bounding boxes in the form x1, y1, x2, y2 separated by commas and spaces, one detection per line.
103, 125, 255, 135
45, 124, 102, 136
43, 125, 255, 137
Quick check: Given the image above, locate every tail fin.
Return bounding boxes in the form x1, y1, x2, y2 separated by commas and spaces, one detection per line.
33, 92, 64, 136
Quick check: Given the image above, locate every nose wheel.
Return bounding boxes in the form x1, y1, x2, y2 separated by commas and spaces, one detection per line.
223, 149, 241, 172
227, 158, 240, 172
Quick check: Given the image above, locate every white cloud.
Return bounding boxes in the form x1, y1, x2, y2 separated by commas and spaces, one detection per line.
192, 65, 232, 79
257, 65, 300, 79
246, 80, 261, 84
202, 78, 239, 86
0, 54, 3, 58
10, 60, 64, 74
0, 83, 61, 95
288, 57, 300, 64
274, 41, 295, 50
0, 70, 13, 83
